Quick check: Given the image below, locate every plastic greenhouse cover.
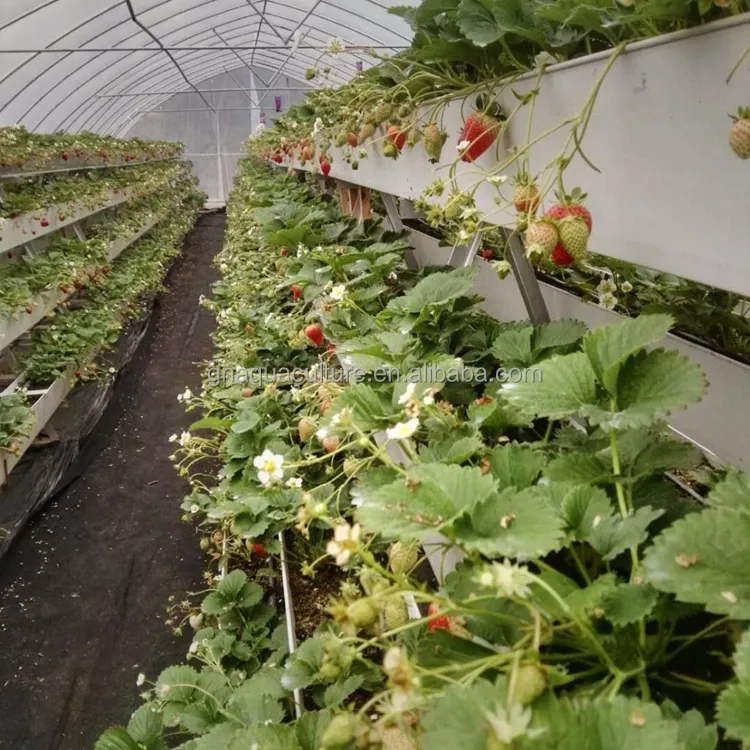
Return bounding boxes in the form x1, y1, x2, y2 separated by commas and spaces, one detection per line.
0, 0, 416, 134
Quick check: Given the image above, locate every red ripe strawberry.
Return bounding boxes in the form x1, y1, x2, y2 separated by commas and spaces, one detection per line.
346, 131, 358, 147
61, 152, 69, 161
40, 218, 49, 228
480, 248, 494, 260
458, 111, 501, 162
427, 602, 451, 633
272, 153, 283, 163
59, 284, 69, 294
252, 543, 267, 559
241, 387, 252, 398
545, 193, 592, 233
320, 160, 332, 177
280, 247, 290, 257
101, 266, 110, 274
74, 280, 82, 289
290, 283, 303, 299
304, 323, 324, 347
25, 306, 34, 314
386, 124, 406, 151
551, 244, 575, 267
327, 343, 336, 354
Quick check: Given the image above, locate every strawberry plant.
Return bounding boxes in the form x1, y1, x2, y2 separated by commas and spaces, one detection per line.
96, 161, 750, 750
0, 392, 34, 454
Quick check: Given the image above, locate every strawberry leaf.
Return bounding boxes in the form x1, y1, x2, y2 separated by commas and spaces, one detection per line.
452, 486, 565, 559
600, 582, 659, 627
502, 351, 598, 419
588, 506, 664, 561
583, 313, 673, 394
643, 504, 750, 617
487, 442, 546, 489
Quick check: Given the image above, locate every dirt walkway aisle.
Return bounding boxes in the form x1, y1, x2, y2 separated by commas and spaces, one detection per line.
0, 212, 225, 750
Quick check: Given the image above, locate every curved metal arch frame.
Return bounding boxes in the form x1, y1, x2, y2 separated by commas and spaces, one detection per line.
0, 0, 412, 134
20, 2, 358, 131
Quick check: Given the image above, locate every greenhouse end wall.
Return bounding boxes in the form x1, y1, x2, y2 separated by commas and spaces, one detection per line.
123, 67, 310, 206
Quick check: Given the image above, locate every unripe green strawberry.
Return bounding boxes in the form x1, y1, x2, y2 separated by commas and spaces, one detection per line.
347, 598, 380, 627
372, 101, 394, 124
388, 540, 418, 574
383, 141, 398, 159
729, 107, 750, 159
524, 220, 558, 258
509, 663, 548, 705
321, 713, 357, 748
397, 103, 412, 119
378, 725, 418, 750
384, 598, 409, 630
406, 126, 421, 148
298, 417, 316, 442
358, 122, 376, 143
343, 456, 360, 477
557, 216, 589, 260
334, 131, 348, 147
422, 122, 447, 163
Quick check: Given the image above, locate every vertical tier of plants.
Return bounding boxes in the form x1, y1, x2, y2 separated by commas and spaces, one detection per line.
96, 161, 750, 750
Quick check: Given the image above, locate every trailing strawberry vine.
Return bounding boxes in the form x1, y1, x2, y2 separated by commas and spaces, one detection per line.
95, 160, 750, 750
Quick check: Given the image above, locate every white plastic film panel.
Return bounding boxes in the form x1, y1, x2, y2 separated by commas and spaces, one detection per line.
0, 0, 417, 133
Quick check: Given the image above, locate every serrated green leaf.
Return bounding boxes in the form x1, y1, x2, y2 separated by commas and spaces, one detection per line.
487, 443, 546, 489
706, 471, 750, 514
228, 724, 300, 750
356, 464, 496, 539
677, 708, 718, 750
585, 349, 706, 431
533, 319, 587, 352
155, 665, 200, 704
217, 569, 247, 599
601, 583, 658, 627
564, 573, 618, 616
389, 267, 477, 313
419, 432, 484, 464
453, 486, 565, 560
560, 485, 613, 540
126, 705, 165, 750
421, 679, 506, 750
717, 684, 750, 742
583, 313, 673, 394
588, 506, 664, 561
327, 384, 388, 430
502, 352, 597, 419
94, 728, 141, 750
296, 710, 332, 750
491, 327, 534, 368
545, 453, 612, 485
227, 683, 285, 726
643, 508, 750, 616
322, 675, 364, 707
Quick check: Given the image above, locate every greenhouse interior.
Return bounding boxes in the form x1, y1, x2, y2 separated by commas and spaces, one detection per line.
1, 0, 750, 748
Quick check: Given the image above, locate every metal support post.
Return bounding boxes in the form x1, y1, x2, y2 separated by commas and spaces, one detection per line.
505, 232, 550, 324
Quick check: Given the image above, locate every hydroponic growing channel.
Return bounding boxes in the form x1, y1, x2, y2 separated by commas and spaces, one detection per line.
1, 1, 750, 749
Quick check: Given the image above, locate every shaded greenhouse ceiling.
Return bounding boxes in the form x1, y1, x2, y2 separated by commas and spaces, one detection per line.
0, 0, 417, 134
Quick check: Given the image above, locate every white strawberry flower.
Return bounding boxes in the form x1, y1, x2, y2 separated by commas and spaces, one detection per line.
596, 278, 617, 295
457, 139, 471, 152
253, 449, 285, 487
460, 207, 478, 219
598, 292, 618, 311
168, 433, 178, 443
329, 284, 347, 301
488, 174, 507, 186
477, 559, 532, 599
177, 387, 193, 403
136, 673, 145, 687
286, 477, 303, 489
485, 704, 542, 744
386, 417, 419, 441
621, 280, 633, 293
178, 431, 192, 447
326, 522, 361, 566
316, 427, 329, 440
312, 117, 324, 135
190, 503, 200, 514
